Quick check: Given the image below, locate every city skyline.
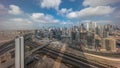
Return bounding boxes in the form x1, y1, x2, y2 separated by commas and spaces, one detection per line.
1, 22, 120, 67
0, 0, 120, 30
0, 1, 120, 67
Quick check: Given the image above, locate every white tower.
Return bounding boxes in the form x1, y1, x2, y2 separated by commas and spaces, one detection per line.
86, 23, 89, 31
15, 36, 24, 68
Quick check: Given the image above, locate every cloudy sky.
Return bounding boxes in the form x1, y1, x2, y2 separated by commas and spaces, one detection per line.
0, 0, 120, 30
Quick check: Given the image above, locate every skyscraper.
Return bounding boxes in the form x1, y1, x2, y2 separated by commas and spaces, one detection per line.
86, 22, 97, 32
15, 36, 24, 68
101, 37, 116, 52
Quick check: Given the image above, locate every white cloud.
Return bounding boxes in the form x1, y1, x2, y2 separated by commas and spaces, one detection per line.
58, 8, 72, 15
40, 0, 61, 10
66, 11, 78, 19
1, 4, 72, 30
81, 20, 112, 23
60, 20, 73, 25
80, 20, 113, 26
30, 13, 60, 23
95, 20, 113, 24
11, 18, 32, 24
8, 5, 23, 15
0, 18, 33, 30
81, 20, 91, 23
66, 6, 115, 19
83, 0, 120, 7
78, 6, 115, 17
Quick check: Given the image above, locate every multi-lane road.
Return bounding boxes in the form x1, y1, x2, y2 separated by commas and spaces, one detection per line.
0, 38, 51, 68
0, 34, 33, 56
41, 47, 116, 68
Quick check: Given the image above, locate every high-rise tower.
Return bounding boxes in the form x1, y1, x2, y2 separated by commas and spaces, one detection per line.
15, 36, 24, 68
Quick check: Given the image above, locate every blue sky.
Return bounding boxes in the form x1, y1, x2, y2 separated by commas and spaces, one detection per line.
0, 0, 120, 30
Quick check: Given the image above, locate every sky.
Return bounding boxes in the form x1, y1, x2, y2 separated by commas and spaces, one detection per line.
0, 0, 120, 30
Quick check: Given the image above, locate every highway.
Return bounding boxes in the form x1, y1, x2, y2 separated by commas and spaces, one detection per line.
1, 40, 115, 68
0, 40, 14, 49
0, 40, 51, 68
0, 42, 13, 55
0, 39, 32, 56
25, 41, 51, 58
0, 34, 33, 56
0, 43, 14, 55
41, 47, 116, 68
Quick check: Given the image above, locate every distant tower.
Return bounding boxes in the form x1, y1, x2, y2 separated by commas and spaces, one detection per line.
80, 23, 85, 32
86, 23, 89, 31
15, 36, 24, 68
102, 37, 116, 52
88, 22, 97, 32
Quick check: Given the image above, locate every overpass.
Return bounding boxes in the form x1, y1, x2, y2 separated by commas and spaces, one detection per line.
0, 40, 51, 68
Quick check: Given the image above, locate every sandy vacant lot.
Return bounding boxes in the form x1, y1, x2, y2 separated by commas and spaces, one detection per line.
0, 34, 16, 44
